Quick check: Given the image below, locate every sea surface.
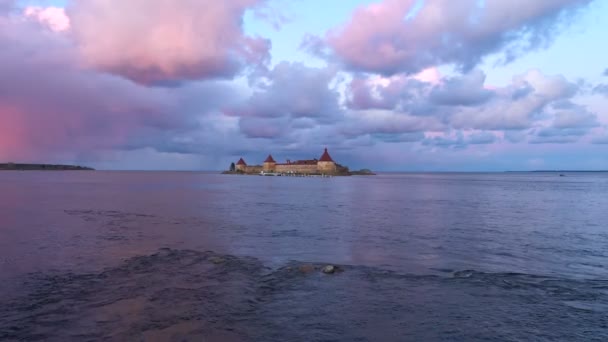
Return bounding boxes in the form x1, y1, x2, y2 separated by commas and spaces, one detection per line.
1, 171, 607, 341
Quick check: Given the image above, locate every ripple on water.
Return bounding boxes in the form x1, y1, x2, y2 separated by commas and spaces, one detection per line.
1, 249, 607, 342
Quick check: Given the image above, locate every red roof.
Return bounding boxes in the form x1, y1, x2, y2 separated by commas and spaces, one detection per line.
236, 158, 246, 166
319, 148, 334, 162
264, 155, 276, 163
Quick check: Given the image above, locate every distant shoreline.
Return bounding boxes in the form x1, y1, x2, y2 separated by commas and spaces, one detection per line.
221, 170, 376, 176
506, 170, 608, 173
0, 163, 94, 171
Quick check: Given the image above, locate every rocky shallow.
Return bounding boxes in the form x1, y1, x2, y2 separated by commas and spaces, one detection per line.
1, 248, 606, 341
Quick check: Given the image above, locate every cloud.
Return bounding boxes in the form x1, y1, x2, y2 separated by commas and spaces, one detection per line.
347, 75, 412, 111
422, 132, 466, 149
67, 0, 270, 84
592, 134, 608, 144
450, 70, 578, 130
0, 12, 245, 163
1, 1, 605, 170
370, 132, 426, 143
24, 6, 69, 31
505, 130, 527, 143
552, 105, 599, 128
529, 136, 580, 144
0, 44, 177, 162
594, 84, 608, 96
318, 0, 592, 75
421, 130, 499, 148
468, 131, 498, 144
529, 127, 587, 143
347, 77, 398, 111
345, 69, 581, 131
0, 0, 14, 13
345, 72, 441, 116
429, 70, 494, 106
226, 62, 343, 124
536, 127, 588, 137
603, 69, 608, 77
339, 109, 443, 139
252, 3, 291, 30
239, 117, 289, 139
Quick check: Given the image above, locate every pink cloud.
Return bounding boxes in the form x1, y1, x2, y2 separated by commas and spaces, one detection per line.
24, 6, 70, 32
67, 0, 270, 84
413, 67, 442, 85
325, 0, 592, 75
0, 14, 182, 162
1, 0, 605, 170
1, 7, 261, 164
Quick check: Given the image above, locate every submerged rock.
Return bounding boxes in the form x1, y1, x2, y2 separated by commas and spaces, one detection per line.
209, 257, 225, 264
298, 264, 315, 274
322, 265, 336, 274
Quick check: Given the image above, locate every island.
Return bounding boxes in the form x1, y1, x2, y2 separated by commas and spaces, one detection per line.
222, 148, 375, 176
348, 169, 376, 176
0, 163, 94, 171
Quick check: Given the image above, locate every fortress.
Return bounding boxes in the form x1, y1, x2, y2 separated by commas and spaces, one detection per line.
234, 148, 347, 175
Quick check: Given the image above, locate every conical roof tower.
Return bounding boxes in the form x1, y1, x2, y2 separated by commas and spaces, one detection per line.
319, 148, 334, 162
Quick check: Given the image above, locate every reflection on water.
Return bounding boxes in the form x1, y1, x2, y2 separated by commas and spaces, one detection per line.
1, 171, 608, 340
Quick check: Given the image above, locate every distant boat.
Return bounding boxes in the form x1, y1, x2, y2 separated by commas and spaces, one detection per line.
559, 174, 565, 177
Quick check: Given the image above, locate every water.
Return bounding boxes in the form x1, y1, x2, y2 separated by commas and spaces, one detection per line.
1, 171, 607, 341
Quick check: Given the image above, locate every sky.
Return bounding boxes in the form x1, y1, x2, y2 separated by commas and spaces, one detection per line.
1, 0, 607, 171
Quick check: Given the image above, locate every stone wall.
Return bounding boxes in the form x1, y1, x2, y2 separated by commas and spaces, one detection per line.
274, 164, 319, 174
244, 166, 262, 173
263, 162, 276, 172
237, 160, 338, 175
317, 161, 337, 173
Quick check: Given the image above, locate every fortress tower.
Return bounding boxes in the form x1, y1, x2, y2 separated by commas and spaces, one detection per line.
317, 148, 337, 173
230, 148, 342, 175
235, 158, 247, 172
263, 155, 276, 172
